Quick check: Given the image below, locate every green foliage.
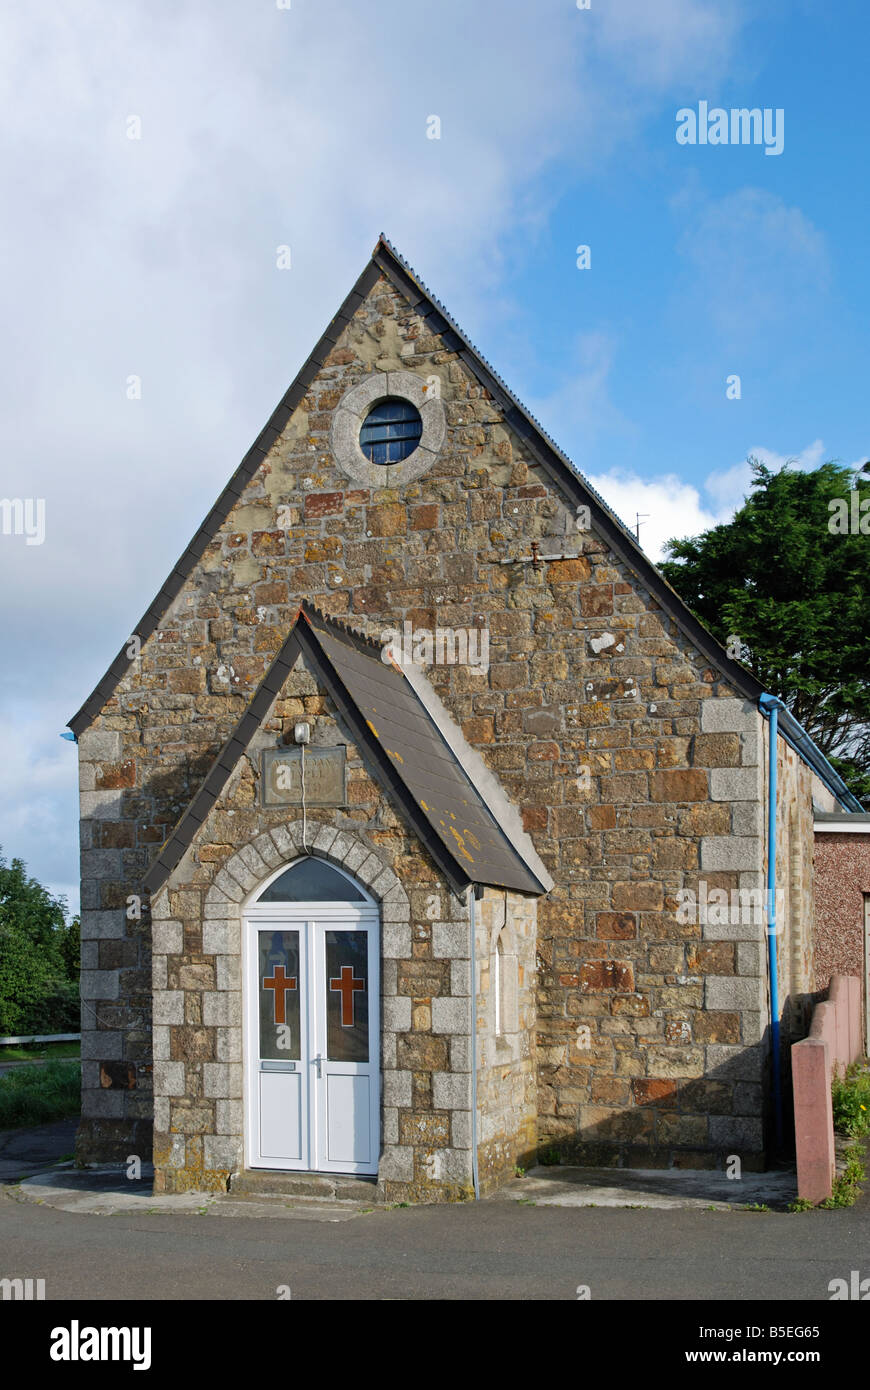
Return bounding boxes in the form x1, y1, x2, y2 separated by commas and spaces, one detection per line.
788, 1197, 815, 1212
831, 1063, 870, 1137
0, 1058, 81, 1128
58, 914, 80, 982
0, 1042, 80, 1061
820, 1145, 865, 1208
0, 850, 80, 1036
538, 1147, 561, 1166
660, 459, 870, 803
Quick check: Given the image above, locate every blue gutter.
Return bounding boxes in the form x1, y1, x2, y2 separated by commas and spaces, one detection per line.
758, 694, 784, 1151
768, 705, 863, 813
758, 692, 863, 1152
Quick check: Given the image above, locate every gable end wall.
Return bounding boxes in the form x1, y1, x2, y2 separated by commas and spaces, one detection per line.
77, 271, 789, 1176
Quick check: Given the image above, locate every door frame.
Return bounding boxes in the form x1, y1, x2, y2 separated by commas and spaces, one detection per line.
243, 858, 380, 1175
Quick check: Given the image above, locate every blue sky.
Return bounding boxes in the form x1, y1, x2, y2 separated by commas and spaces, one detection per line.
487, 1, 868, 534
0, 0, 866, 914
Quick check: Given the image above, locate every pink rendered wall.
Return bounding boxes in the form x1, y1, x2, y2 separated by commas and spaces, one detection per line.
813, 833, 870, 991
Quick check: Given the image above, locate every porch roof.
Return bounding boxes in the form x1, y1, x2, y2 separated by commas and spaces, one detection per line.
142, 603, 551, 901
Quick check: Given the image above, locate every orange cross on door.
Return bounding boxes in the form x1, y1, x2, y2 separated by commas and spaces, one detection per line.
329, 965, 365, 1026
263, 964, 297, 1024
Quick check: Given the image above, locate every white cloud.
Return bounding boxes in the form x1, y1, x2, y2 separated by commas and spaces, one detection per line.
672, 187, 829, 345
0, 0, 748, 897
585, 469, 717, 562
704, 439, 826, 514
0, 700, 79, 915
592, 0, 742, 88
526, 331, 636, 459
589, 438, 832, 562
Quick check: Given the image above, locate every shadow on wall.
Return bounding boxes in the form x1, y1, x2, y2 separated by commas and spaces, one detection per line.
534, 1025, 791, 1174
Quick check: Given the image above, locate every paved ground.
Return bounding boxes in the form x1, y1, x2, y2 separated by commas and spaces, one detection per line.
12, 1158, 797, 1216
1, 1121, 866, 1300
11, 1167, 368, 1221
2, 1174, 868, 1300
0, 1118, 78, 1182
0, 1116, 801, 1213
493, 1163, 797, 1210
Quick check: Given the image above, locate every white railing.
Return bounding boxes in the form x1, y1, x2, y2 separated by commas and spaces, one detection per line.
0, 1033, 81, 1046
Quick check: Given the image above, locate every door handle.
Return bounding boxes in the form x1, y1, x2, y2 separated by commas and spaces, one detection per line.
312, 1055, 323, 1079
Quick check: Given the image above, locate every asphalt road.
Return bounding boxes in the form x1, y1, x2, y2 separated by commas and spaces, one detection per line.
2, 1182, 868, 1301
0, 1119, 78, 1181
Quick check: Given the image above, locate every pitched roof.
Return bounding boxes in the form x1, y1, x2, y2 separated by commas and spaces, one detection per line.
759, 695, 864, 814
68, 233, 763, 738
142, 603, 551, 900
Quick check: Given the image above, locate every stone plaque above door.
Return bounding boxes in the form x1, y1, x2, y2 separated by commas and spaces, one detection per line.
261, 746, 347, 808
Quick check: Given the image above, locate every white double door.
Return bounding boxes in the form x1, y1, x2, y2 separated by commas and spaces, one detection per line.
245, 907, 379, 1175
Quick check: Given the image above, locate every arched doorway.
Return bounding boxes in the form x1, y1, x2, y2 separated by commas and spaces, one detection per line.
243, 857, 380, 1175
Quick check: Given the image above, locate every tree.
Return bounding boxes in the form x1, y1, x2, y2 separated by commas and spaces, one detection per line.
659, 458, 870, 805
0, 850, 80, 1035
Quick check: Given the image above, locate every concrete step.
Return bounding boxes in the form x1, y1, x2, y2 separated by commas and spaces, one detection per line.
229, 1169, 382, 1204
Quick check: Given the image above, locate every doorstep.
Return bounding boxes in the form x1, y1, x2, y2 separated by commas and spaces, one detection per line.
4, 1163, 377, 1221
229, 1168, 383, 1203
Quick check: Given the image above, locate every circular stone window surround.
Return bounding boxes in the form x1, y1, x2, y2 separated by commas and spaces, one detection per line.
329, 371, 447, 487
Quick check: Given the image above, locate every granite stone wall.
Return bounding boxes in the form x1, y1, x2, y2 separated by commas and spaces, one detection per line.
76, 268, 794, 1178
474, 888, 538, 1191
148, 656, 489, 1201
767, 732, 818, 1054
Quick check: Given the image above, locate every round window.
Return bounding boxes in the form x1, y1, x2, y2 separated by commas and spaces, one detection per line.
359, 398, 423, 465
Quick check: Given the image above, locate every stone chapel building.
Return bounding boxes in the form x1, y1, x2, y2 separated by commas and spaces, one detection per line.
69, 236, 862, 1202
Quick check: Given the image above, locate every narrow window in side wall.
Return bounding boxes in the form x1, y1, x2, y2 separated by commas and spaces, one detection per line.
494, 935, 503, 1037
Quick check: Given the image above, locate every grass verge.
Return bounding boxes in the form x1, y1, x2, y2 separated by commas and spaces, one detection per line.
0, 1042, 81, 1062
0, 1059, 81, 1129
